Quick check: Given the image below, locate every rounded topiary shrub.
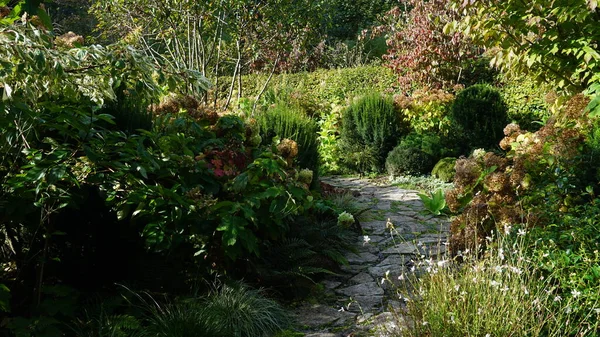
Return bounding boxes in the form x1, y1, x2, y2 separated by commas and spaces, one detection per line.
431, 157, 457, 182
451, 84, 508, 151
258, 103, 319, 187
385, 143, 435, 177
341, 92, 403, 172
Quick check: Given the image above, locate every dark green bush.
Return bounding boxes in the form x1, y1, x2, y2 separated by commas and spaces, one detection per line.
257, 103, 319, 184
385, 142, 435, 177
341, 92, 403, 172
398, 132, 453, 163
450, 84, 508, 151
431, 157, 457, 182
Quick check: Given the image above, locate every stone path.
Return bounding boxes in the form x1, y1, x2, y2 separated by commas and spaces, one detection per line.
292, 176, 450, 337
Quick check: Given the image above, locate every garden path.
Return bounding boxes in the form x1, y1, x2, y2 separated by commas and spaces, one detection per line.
292, 176, 450, 337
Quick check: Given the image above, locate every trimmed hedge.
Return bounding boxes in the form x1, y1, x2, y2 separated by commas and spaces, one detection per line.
498, 76, 550, 131
212, 66, 397, 104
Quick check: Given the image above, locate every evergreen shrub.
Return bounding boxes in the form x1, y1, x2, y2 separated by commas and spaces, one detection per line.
386, 142, 435, 177
450, 84, 508, 151
340, 92, 403, 172
258, 103, 319, 184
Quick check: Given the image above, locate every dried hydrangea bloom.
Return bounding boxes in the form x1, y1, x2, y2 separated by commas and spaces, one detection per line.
277, 138, 298, 161
55, 31, 84, 48
454, 158, 481, 187
484, 172, 509, 193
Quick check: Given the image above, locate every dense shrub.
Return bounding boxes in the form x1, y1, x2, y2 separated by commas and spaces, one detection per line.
499, 75, 550, 131
257, 103, 320, 185
340, 92, 403, 172
445, 94, 594, 254
394, 88, 455, 135
386, 142, 435, 177
450, 84, 508, 151
397, 132, 451, 162
431, 157, 457, 182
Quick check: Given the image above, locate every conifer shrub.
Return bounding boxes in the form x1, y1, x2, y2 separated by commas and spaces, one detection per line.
450, 84, 508, 151
340, 92, 403, 171
258, 103, 319, 186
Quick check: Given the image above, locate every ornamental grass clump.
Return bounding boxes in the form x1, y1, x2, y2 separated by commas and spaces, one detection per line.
394, 230, 595, 337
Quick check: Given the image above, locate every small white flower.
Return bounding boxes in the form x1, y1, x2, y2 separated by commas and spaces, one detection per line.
363, 235, 371, 245
494, 265, 503, 273
437, 260, 448, 267
417, 241, 424, 247
501, 286, 509, 293
490, 280, 501, 288
594, 308, 600, 314
422, 321, 428, 326
398, 273, 405, 281
517, 228, 527, 236
454, 284, 460, 292
571, 289, 581, 297
338, 306, 345, 312
554, 295, 562, 302
485, 334, 491, 337
504, 225, 512, 235
381, 278, 386, 285
510, 266, 522, 275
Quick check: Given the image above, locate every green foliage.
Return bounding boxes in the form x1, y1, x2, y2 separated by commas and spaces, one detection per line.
341, 92, 403, 172
256, 206, 357, 290
499, 75, 550, 131
215, 66, 397, 105
397, 233, 593, 337
317, 105, 343, 175
450, 84, 508, 151
0, 284, 9, 313
102, 284, 289, 337
198, 284, 289, 337
257, 103, 320, 186
396, 88, 455, 135
527, 203, 600, 336
450, 0, 600, 96
385, 142, 435, 177
431, 157, 457, 183
417, 189, 447, 216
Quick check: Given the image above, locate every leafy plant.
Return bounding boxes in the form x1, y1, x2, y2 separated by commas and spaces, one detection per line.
340, 92, 404, 171
417, 189, 447, 216
375, 0, 486, 91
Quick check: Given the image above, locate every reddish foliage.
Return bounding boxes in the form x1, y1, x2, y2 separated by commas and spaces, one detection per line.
375, 0, 481, 91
